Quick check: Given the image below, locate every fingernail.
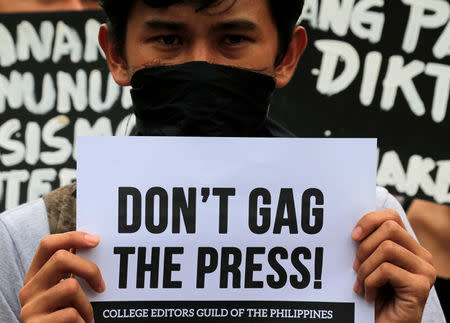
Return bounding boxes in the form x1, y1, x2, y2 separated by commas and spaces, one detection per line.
353, 258, 360, 271
351, 226, 363, 240
84, 234, 100, 245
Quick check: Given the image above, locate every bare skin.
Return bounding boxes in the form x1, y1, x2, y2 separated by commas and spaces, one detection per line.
352, 210, 435, 322
20, 232, 104, 323
407, 200, 450, 279
0, 0, 100, 13
99, 0, 307, 88
19, 1, 436, 322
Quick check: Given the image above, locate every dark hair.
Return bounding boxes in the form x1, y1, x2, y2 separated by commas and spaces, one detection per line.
100, 0, 304, 65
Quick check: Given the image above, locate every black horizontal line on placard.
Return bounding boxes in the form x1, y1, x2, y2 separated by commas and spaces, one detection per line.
92, 300, 355, 322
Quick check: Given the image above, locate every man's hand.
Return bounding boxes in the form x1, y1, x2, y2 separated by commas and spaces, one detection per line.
19, 232, 106, 323
352, 210, 436, 323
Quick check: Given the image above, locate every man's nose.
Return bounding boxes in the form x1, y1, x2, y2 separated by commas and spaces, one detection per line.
64, 0, 86, 10
186, 41, 217, 64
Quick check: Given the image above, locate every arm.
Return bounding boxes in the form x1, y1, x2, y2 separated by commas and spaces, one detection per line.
407, 200, 450, 279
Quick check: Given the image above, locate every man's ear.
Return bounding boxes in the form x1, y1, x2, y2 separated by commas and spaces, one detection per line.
274, 26, 308, 88
98, 24, 131, 86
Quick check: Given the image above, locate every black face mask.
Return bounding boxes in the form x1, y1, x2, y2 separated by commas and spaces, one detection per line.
130, 61, 276, 137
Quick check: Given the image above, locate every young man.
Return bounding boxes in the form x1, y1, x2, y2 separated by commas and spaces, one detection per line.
0, 0, 444, 322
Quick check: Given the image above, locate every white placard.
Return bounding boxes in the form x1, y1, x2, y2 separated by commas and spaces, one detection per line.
77, 137, 376, 322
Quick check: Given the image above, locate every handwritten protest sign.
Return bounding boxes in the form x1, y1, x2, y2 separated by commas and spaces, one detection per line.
0, 11, 133, 212
77, 137, 376, 322
270, 0, 450, 204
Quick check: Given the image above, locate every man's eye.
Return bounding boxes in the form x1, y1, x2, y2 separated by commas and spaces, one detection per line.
223, 35, 248, 45
155, 35, 182, 46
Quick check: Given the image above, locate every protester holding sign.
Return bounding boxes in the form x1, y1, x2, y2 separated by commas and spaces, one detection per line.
0, 0, 445, 322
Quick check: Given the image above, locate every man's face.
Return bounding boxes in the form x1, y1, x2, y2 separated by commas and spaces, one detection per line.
0, 0, 100, 13
101, 0, 307, 88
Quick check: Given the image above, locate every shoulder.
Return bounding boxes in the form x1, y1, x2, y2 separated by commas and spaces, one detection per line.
0, 198, 50, 272
43, 182, 77, 234
0, 199, 49, 323
375, 186, 403, 213
0, 181, 77, 268
265, 118, 296, 137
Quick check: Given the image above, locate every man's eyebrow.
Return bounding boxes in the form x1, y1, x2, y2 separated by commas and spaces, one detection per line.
145, 20, 188, 31
212, 19, 259, 32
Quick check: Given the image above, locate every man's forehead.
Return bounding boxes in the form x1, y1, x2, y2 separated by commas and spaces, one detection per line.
136, 0, 268, 17
140, 0, 239, 11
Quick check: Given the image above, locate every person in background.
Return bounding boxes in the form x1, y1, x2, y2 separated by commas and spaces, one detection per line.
0, 0, 100, 13
406, 199, 450, 322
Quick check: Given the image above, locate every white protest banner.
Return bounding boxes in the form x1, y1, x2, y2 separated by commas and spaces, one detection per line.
77, 137, 376, 322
